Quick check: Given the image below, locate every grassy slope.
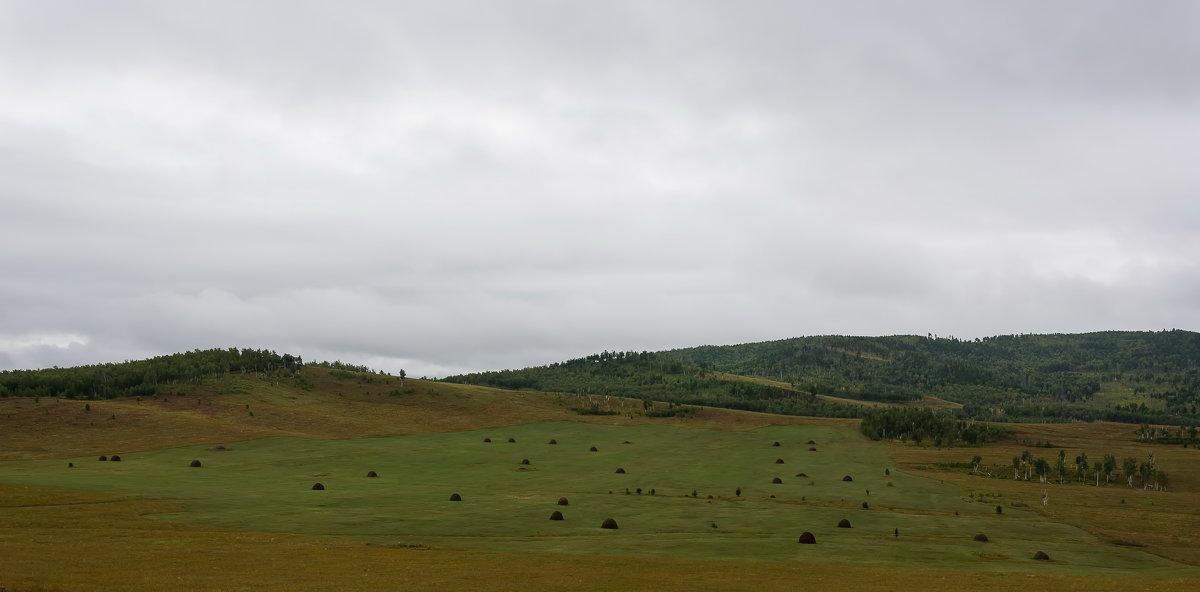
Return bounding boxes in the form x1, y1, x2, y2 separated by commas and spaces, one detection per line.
0, 367, 1197, 591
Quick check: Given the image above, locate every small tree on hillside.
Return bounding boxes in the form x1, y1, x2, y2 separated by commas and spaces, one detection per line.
399, 369, 406, 388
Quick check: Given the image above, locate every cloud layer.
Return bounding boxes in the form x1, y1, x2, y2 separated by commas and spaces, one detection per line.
2, 1, 1198, 376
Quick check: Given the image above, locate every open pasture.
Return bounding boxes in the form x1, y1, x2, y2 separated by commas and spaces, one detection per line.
0, 421, 1185, 576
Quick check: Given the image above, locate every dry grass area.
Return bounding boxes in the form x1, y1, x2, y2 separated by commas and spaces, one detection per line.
0, 368, 846, 460
0, 483, 1190, 592
886, 421, 1200, 566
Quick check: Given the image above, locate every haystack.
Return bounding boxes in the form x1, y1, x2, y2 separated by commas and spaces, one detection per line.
312, 483, 325, 490
550, 510, 564, 520
449, 493, 462, 501
973, 533, 989, 542
614, 467, 626, 474
110, 455, 122, 462
507, 437, 516, 443
548, 439, 557, 444
775, 458, 785, 464
98, 455, 108, 461
483, 437, 492, 443
1033, 551, 1050, 561
589, 446, 598, 452
772, 477, 783, 484
842, 475, 853, 482
796, 472, 808, 477
367, 470, 378, 477
600, 518, 618, 529
808, 447, 817, 451
798, 532, 816, 544
806, 440, 816, 445
521, 459, 531, 465
861, 502, 869, 509
838, 518, 851, 528
557, 497, 569, 506
773, 441, 781, 447
189, 460, 202, 468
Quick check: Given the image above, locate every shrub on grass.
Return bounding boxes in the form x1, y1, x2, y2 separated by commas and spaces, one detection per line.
589, 446, 599, 452
548, 439, 557, 444
520, 459, 530, 465
806, 440, 816, 445
483, 437, 492, 443
796, 472, 808, 477
862, 502, 869, 509
550, 511, 564, 520
809, 447, 817, 451
773, 441, 781, 447
995, 505, 1003, 514
798, 532, 816, 544
600, 518, 618, 529
189, 460, 202, 468
68, 462, 74, 468
507, 438, 516, 443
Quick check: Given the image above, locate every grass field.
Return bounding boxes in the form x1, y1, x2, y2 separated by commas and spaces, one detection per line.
1, 368, 1198, 591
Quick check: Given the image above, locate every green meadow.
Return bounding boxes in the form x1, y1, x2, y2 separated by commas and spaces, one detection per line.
0, 422, 1185, 575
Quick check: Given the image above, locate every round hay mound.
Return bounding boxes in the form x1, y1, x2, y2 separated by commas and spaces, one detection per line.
110, 455, 122, 462
842, 475, 853, 482
548, 439, 557, 444
622, 440, 632, 444
507, 437, 516, 443
449, 493, 462, 501
775, 458, 785, 464
483, 437, 492, 443
98, 455, 108, 461
600, 518, 618, 529
557, 497, 569, 506
189, 460, 202, 468
214, 445, 227, 450
589, 446, 598, 452
520, 459, 530, 465
772, 477, 783, 484
838, 518, 851, 528
311, 483, 325, 490
550, 510, 564, 521
68, 462, 74, 468
772, 441, 781, 447
367, 470, 378, 477
795, 472, 808, 477
806, 440, 816, 445
809, 447, 817, 451
1033, 551, 1050, 561
862, 502, 869, 509
798, 532, 816, 544
614, 467, 626, 474
973, 533, 989, 542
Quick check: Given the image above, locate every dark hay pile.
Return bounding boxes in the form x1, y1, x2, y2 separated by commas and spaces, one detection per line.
367, 470, 378, 477
550, 510, 564, 521
483, 437, 492, 443
798, 532, 816, 544
98, 455, 108, 461
214, 445, 227, 450
449, 493, 462, 501
622, 441, 632, 444
68, 462, 74, 468
600, 518, 618, 529
1033, 551, 1050, 561
773, 441, 781, 447
189, 460, 202, 468
775, 458, 785, 464
838, 518, 851, 528
973, 533, 989, 542
772, 477, 783, 484
110, 455, 122, 462
796, 472, 808, 477
806, 440, 816, 445
507, 437, 516, 443
548, 439, 557, 444
312, 483, 325, 490
521, 459, 531, 465
862, 502, 869, 509
557, 497, 569, 506
615, 467, 626, 474
589, 446, 598, 452
842, 475, 853, 482
808, 447, 817, 451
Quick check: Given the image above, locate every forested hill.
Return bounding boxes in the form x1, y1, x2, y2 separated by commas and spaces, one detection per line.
441, 351, 856, 418
664, 331, 1200, 423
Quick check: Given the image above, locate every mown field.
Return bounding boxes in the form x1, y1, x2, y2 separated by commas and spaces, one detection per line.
1, 369, 1197, 591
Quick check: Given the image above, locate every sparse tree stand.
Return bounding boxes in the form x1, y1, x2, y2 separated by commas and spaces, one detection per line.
399, 369, 406, 388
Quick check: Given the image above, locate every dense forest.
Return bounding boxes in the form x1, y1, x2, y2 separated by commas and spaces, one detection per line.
0, 348, 304, 400
442, 350, 858, 417
664, 331, 1200, 424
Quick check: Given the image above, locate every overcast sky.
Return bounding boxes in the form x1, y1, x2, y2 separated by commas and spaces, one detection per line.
2, 1, 1198, 377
